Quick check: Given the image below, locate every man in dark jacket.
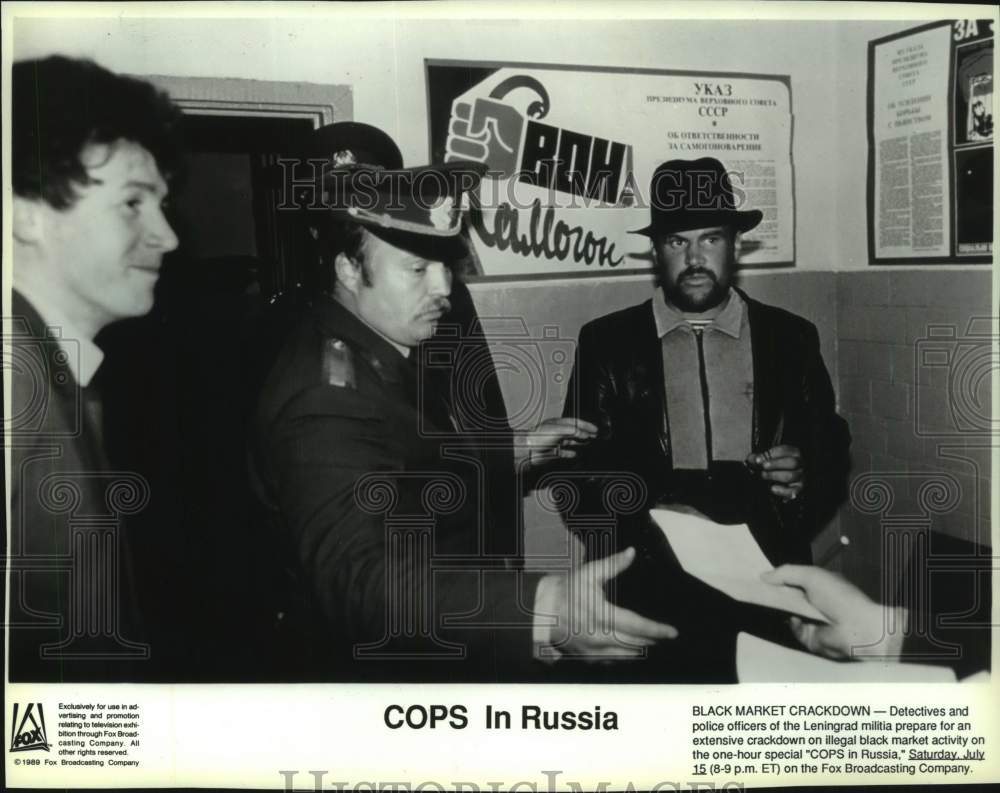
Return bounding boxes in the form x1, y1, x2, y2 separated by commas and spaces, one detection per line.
8, 56, 181, 680
251, 125, 674, 681
561, 157, 851, 681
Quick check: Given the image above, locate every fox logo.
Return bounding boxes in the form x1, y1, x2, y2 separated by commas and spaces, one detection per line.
10, 703, 50, 752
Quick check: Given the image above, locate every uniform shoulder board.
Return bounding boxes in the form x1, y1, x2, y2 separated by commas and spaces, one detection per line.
321, 337, 357, 388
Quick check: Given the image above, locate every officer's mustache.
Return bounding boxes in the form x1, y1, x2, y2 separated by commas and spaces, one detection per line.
421, 298, 452, 315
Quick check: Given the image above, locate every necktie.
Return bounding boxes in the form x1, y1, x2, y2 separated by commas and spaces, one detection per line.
693, 328, 713, 466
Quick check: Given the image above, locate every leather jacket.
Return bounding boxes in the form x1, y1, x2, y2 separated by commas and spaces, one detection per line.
562, 288, 851, 566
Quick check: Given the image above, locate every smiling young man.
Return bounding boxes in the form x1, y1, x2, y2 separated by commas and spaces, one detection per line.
9, 56, 182, 680
561, 157, 851, 682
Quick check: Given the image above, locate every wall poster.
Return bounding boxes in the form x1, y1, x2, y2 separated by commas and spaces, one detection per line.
426, 61, 796, 281
868, 19, 994, 264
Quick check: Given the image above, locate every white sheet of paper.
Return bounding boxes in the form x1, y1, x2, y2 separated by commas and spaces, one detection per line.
650, 508, 829, 622
737, 632, 957, 683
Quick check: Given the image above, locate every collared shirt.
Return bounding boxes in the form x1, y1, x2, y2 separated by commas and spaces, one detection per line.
377, 329, 412, 360
13, 282, 104, 388
652, 288, 753, 469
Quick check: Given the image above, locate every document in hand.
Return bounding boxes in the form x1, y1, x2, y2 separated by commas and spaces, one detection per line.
736, 633, 957, 683
649, 508, 829, 622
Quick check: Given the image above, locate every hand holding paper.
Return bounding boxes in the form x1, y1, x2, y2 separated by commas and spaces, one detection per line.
649, 508, 829, 622
761, 564, 908, 662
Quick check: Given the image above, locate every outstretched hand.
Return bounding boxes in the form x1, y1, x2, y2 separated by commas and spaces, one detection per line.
539, 547, 678, 662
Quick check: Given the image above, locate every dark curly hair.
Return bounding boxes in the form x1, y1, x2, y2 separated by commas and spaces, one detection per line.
13, 56, 183, 208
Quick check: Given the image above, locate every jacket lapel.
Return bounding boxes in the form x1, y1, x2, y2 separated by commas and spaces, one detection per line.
636, 299, 671, 460
741, 289, 782, 451
12, 290, 109, 469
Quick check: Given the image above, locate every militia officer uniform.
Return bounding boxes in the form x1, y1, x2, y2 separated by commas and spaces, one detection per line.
251, 124, 541, 681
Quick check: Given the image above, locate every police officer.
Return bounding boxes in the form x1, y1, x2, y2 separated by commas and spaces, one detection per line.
252, 124, 675, 680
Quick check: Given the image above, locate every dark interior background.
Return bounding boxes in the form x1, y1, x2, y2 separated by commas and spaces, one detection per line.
97, 113, 317, 681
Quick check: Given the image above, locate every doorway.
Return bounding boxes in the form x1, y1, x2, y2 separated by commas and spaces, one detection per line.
97, 77, 350, 680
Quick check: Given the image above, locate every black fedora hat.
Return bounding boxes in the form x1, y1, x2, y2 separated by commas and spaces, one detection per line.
631, 157, 762, 237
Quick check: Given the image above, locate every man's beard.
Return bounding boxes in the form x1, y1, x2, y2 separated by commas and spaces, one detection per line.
662, 267, 729, 313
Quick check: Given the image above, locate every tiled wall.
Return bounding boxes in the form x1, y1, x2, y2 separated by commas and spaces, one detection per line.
834, 269, 993, 601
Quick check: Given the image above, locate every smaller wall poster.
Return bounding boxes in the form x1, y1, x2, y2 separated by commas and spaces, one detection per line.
868, 19, 994, 263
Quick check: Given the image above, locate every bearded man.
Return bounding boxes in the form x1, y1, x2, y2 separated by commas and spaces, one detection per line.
560, 157, 851, 681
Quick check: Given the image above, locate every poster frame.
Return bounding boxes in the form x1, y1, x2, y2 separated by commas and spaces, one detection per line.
866, 19, 994, 265
424, 57, 797, 283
